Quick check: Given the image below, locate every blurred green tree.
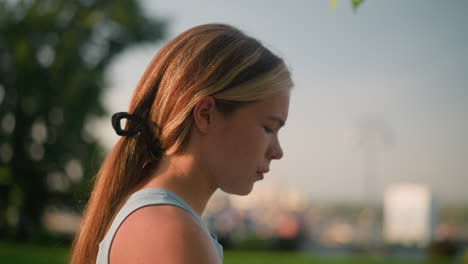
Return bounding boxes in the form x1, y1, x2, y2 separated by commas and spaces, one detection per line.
0, 0, 165, 240
331, 0, 365, 10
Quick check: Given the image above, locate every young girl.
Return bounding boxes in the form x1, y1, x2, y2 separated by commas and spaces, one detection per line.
71, 23, 293, 264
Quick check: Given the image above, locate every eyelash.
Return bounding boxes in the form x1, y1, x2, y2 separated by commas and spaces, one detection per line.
263, 126, 274, 134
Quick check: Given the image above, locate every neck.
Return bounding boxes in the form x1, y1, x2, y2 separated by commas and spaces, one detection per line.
140, 153, 217, 216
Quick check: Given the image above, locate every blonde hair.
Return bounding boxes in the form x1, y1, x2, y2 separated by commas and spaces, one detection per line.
70, 23, 293, 264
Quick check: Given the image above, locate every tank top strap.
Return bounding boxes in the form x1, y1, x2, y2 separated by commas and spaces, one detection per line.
96, 188, 223, 263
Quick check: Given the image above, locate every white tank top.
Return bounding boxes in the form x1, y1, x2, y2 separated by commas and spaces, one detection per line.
96, 188, 224, 263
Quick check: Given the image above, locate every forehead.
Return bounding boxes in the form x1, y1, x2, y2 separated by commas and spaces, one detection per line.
241, 90, 290, 119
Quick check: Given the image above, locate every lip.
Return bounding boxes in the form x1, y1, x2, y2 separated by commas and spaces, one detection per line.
256, 172, 264, 180
256, 169, 268, 180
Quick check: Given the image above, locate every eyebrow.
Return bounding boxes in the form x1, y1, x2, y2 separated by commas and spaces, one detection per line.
268, 115, 285, 128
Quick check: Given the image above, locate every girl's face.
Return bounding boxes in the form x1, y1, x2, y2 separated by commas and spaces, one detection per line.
207, 90, 290, 195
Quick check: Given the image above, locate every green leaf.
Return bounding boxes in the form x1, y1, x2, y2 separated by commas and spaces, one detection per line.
331, 0, 338, 9
351, 0, 364, 10
0, 167, 12, 185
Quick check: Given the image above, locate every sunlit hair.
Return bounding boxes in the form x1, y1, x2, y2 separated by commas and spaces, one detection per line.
70, 23, 293, 263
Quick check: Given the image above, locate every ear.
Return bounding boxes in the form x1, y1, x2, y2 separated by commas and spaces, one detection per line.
192, 96, 217, 134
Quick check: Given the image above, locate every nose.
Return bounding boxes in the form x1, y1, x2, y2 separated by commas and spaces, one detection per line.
268, 136, 284, 160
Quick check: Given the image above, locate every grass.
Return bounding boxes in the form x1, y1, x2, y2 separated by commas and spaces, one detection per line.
0, 242, 453, 264
0, 242, 70, 264
224, 251, 452, 264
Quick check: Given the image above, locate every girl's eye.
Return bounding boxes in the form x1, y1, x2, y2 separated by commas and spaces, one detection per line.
263, 126, 274, 134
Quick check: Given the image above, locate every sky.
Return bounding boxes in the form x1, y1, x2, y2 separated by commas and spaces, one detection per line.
93, 0, 468, 204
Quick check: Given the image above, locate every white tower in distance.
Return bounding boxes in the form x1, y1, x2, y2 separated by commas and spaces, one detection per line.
383, 184, 437, 247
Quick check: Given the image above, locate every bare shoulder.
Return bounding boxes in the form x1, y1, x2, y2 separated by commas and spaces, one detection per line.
109, 205, 221, 264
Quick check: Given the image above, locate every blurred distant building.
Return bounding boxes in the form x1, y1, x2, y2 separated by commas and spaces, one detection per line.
203, 181, 309, 250
383, 184, 437, 246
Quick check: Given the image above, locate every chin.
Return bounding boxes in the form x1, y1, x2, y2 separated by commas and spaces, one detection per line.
221, 184, 254, 196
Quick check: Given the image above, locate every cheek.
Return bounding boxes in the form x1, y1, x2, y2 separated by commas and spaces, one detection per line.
213, 129, 259, 170
231, 128, 267, 165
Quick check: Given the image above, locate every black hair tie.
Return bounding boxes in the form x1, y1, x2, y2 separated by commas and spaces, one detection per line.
111, 112, 145, 136
111, 112, 164, 158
